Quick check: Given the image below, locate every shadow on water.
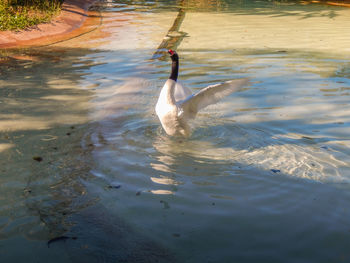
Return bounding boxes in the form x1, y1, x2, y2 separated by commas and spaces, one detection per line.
149, 136, 350, 263
1, 0, 350, 260
0, 47, 174, 262
0, 47, 97, 235
105, 115, 350, 262
1, 33, 350, 261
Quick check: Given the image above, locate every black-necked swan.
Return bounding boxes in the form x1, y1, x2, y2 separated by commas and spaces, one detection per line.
155, 50, 249, 137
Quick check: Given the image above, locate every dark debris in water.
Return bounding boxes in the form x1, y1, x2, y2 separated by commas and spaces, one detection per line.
33, 156, 43, 162
270, 169, 281, 173
107, 185, 121, 189
23, 188, 32, 194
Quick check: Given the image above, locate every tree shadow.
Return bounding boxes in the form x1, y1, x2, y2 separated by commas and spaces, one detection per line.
1, 33, 350, 259
0, 46, 174, 262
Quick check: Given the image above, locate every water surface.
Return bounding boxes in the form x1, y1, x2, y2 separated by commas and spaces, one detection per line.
1, 0, 350, 262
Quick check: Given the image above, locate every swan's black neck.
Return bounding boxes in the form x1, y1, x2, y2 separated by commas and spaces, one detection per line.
169, 55, 179, 82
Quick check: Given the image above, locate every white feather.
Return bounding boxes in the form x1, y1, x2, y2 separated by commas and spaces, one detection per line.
155, 78, 249, 137
180, 78, 249, 119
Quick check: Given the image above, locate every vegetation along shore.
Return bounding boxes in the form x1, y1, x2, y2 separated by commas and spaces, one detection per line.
0, 0, 63, 31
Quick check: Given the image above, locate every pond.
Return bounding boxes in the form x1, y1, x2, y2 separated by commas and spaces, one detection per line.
1, 0, 350, 262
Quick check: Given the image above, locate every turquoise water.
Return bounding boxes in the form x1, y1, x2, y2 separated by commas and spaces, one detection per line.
1, 0, 350, 262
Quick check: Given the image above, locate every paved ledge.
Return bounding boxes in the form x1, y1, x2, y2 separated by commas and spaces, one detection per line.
0, 0, 100, 49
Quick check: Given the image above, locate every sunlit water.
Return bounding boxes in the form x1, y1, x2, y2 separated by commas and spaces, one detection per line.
1, 0, 350, 262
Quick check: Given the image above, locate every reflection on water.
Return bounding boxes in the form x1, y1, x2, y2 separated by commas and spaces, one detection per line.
1, 0, 350, 262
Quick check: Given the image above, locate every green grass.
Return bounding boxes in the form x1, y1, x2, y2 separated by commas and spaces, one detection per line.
0, 0, 63, 31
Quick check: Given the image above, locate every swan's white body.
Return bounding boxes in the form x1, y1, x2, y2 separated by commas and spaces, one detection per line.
155, 78, 249, 137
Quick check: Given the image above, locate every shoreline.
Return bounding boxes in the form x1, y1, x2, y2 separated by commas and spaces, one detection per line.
1, 0, 350, 50
0, 0, 100, 49
307, 0, 350, 7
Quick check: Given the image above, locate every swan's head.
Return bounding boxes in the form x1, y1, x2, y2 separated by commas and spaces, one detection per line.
168, 49, 179, 61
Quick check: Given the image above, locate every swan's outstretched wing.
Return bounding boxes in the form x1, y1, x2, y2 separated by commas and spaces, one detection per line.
180, 78, 249, 119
